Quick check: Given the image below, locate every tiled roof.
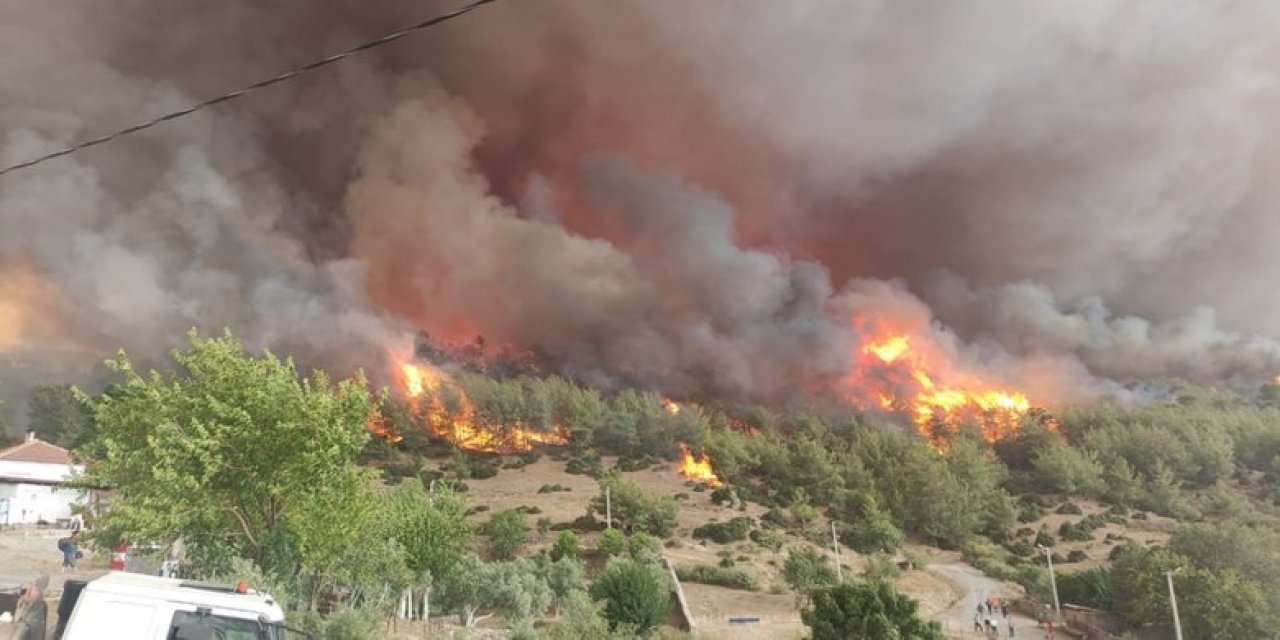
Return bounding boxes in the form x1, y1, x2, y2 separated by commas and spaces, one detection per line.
0, 438, 72, 465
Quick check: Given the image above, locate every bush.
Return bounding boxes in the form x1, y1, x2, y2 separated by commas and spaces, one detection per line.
692, 516, 755, 544
749, 529, 784, 552
485, 509, 530, 560
862, 552, 900, 581
590, 560, 671, 635
551, 531, 580, 561
1055, 567, 1113, 609
802, 582, 945, 640
675, 564, 760, 591
1034, 529, 1056, 548
567, 455, 602, 476
599, 528, 628, 557
1055, 502, 1083, 515
591, 476, 680, 537
538, 483, 572, 494
841, 510, 905, 554
614, 456, 654, 472
1066, 549, 1088, 563
627, 532, 660, 561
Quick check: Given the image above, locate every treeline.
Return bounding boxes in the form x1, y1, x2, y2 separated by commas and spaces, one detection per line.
380, 369, 1280, 634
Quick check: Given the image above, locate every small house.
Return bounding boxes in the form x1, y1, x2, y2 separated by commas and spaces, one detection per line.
0, 432, 86, 526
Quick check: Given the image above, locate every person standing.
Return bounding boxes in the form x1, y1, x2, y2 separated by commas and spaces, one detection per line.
57, 530, 80, 572
1008, 617, 1015, 637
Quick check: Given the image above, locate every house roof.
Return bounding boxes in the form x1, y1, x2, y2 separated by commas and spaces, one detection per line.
0, 437, 72, 465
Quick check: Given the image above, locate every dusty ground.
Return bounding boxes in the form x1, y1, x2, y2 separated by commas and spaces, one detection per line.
460, 455, 1012, 639
0, 527, 107, 634
1021, 497, 1172, 571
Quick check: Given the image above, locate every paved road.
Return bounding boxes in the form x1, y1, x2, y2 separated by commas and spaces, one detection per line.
930, 563, 1050, 639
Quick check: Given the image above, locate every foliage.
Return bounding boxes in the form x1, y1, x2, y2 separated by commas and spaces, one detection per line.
841, 505, 905, 554
438, 555, 553, 628
691, 516, 755, 544
861, 552, 900, 581
537, 555, 586, 616
590, 559, 671, 636
675, 564, 760, 591
749, 528, 784, 552
485, 509, 530, 561
801, 581, 945, 640
549, 590, 635, 640
77, 330, 372, 581
591, 474, 680, 537
783, 547, 837, 607
27, 383, 93, 448
1110, 543, 1274, 638
550, 531, 580, 562
1055, 567, 1113, 610
599, 528, 628, 557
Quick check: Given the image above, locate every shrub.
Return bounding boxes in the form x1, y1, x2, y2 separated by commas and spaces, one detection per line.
675, 564, 760, 591
749, 529, 784, 552
1034, 529, 1056, 548
591, 476, 680, 537
802, 582, 945, 640
628, 532, 661, 562
551, 531, 580, 561
1055, 502, 1084, 515
538, 483, 572, 494
590, 560, 671, 635
614, 456, 653, 472
599, 528, 628, 557
862, 552, 900, 581
1066, 549, 1088, 563
485, 509, 530, 561
692, 516, 755, 544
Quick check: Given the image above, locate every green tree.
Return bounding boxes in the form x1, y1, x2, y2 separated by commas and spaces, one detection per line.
1030, 440, 1104, 495
783, 547, 838, 607
486, 509, 530, 561
550, 531, 580, 562
438, 555, 553, 628
550, 590, 633, 640
538, 555, 586, 617
590, 474, 679, 537
801, 581, 945, 640
27, 384, 93, 447
598, 528, 627, 557
78, 330, 372, 576
842, 503, 905, 554
590, 559, 671, 636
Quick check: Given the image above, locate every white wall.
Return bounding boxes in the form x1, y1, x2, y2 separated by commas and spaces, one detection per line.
0, 481, 84, 525
0, 459, 80, 483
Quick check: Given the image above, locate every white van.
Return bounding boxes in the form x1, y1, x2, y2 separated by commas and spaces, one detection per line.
49, 572, 305, 640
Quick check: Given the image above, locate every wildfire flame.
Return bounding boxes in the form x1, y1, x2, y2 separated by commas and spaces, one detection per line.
374, 353, 569, 453
677, 444, 722, 487
849, 328, 1037, 449
661, 398, 681, 416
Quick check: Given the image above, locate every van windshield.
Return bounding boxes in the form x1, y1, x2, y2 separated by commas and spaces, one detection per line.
169, 610, 263, 640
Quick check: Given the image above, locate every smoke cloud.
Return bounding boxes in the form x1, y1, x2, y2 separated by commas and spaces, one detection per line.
3, 0, 1280, 426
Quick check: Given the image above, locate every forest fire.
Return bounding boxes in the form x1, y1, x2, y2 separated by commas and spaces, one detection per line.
661, 398, 681, 415
374, 354, 568, 453
848, 328, 1035, 449
677, 444, 722, 487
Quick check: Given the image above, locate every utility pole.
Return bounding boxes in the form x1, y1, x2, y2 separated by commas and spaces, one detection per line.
1038, 545, 1060, 621
605, 486, 612, 530
831, 521, 843, 583
1165, 568, 1184, 640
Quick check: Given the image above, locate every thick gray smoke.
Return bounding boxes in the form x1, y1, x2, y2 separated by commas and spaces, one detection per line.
3, 0, 1280, 426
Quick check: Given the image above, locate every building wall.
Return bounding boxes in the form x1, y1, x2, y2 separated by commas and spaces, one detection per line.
0, 481, 83, 525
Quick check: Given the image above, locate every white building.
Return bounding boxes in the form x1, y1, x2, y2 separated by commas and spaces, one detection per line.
0, 432, 87, 526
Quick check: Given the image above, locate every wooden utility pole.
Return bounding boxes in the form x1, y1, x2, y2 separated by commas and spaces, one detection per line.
831, 521, 843, 582
605, 486, 613, 529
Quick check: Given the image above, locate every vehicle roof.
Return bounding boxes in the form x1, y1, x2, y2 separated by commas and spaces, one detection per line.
86, 571, 283, 616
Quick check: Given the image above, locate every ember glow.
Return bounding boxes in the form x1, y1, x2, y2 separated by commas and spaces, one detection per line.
661, 398, 681, 416
848, 327, 1036, 449
677, 444, 722, 487
376, 353, 568, 453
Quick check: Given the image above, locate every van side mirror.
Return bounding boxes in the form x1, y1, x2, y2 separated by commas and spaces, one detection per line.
169, 623, 216, 640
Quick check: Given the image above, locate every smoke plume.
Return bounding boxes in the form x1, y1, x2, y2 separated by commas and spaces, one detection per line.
3, 0, 1280, 426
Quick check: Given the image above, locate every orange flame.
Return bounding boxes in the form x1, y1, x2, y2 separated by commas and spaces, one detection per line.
662, 398, 681, 416
379, 353, 569, 453
851, 329, 1038, 449
677, 444, 723, 487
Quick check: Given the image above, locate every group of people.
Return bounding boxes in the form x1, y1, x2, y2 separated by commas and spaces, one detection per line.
973, 596, 1015, 638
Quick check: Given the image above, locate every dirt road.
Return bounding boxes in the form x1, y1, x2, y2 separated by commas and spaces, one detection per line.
929, 563, 1049, 639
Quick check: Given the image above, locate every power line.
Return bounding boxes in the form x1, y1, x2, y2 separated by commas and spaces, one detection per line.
0, 0, 497, 178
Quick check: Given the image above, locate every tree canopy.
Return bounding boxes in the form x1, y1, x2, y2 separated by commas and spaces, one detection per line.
78, 330, 373, 577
